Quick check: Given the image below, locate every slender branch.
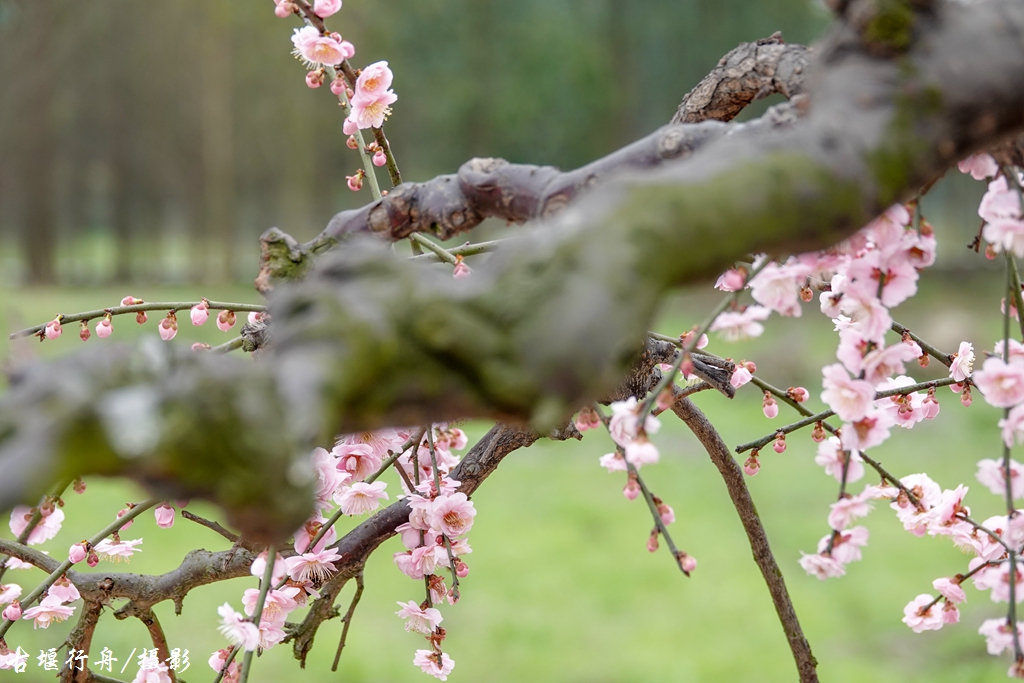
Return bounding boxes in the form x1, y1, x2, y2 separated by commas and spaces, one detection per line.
409, 233, 459, 266
136, 608, 176, 683
240, 544, 277, 683
890, 322, 953, 367
671, 395, 818, 683
9, 302, 265, 340
409, 239, 508, 262
0, 499, 157, 639
179, 510, 242, 546
211, 646, 240, 683
427, 429, 461, 599
330, 572, 364, 671
735, 377, 960, 453
210, 337, 245, 354
61, 599, 101, 683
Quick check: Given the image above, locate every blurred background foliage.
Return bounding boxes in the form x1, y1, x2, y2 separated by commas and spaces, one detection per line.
0, 0, 978, 288
0, 1, 1014, 681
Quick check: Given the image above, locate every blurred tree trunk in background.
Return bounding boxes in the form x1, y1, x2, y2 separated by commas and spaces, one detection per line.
201, 0, 237, 283
17, 1, 57, 284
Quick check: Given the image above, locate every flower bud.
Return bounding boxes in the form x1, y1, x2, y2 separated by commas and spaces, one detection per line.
44, 317, 62, 340
121, 296, 140, 306
676, 551, 697, 575
346, 135, 359, 149
787, 387, 809, 403
343, 118, 358, 135
373, 150, 387, 167
453, 262, 472, 279
657, 503, 675, 525
154, 504, 175, 529
331, 78, 347, 96
216, 310, 236, 332
2, 600, 21, 621
159, 315, 178, 341
72, 478, 86, 494
960, 386, 972, 407
799, 286, 813, 302
743, 454, 760, 476
811, 422, 827, 442
96, 317, 113, 339
274, 1, 295, 18
762, 392, 778, 419
646, 531, 659, 553
136, 311, 148, 324
79, 321, 91, 342
68, 542, 88, 564
346, 174, 363, 192
623, 476, 640, 500
191, 342, 211, 352
87, 551, 99, 567
190, 301, 209, 326
305, 70, 324, 88
116, 507, 134, 530
455, 561, 470, 578
773, 434, 787, 453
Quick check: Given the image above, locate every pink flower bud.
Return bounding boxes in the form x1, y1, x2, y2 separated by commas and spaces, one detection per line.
313, 0, 342, 18
346, 135, 359, 149
191, 343, 211, 352
87, 551, 99, 567
680, 330, 708, 350
136, 311, 148, 324
339, 40, 355, 59
679, 355, 695, 378
743, 455, 760, 476
44, 317, 62, 340
455, 561, 469, 578
773, 434, 787, 453
40, 500, 54, 517
658, 503, 675, 525
96, 318, 113, 339
73, 478, 86, 494
154, 504, 175, 529
79, 322, 91, 342
216, 310, 236, 332
811, 422, 827, 443
918, 353, 930, 368
372, 150, 387, 167
788, 387, 809, 403
961, 387, 973, 407
715, 268, 746, 292
677, 552, 697, 575
762, 393, 778, 419
159, 315, 178, 341
274, 1, 294, 18
331, 78, 347, 96
190, 302, 209, 326
986, 244, 998, 260
623, 477, 640, 500
121, 296, 140, 306
646, 531, 659, 553
68, 543, 88, 564
799, 286, 813, 302
346, 174, 363, 192
247, 311, 263, 325
305, 70, 323, 88
343, 118, 358, 135
3, 601, 21, 621
452, 262, 472, 279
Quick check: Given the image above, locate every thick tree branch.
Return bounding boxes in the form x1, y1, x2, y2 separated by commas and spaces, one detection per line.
671, 394, 818, 683
671, 34, 809, 124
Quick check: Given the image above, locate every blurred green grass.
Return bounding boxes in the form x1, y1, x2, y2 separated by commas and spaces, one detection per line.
0, 277, 1015, 682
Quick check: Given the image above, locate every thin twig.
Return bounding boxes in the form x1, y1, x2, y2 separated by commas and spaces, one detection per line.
180, 510, 240, 544
330, 572, 365, 671
671, 395, 818, 683
239, 544, 277, 683
137, 608, 177, 683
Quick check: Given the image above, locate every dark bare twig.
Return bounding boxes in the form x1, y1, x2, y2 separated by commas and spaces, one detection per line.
672, 394, 818, 683
137, 608, 177, 683
330, 572, 365, 671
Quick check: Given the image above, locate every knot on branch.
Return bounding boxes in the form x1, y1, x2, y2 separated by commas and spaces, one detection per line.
256, 227, 311, 295
241, 318, 270, 355
671, 35, 810, 125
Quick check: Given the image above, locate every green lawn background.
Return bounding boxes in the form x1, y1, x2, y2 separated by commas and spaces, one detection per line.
0, 275, 1014, 683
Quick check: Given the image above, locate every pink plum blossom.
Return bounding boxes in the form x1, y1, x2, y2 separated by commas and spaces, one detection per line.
337, 481, 389, 515
21, 595, 75, 629
730, 364, 752, 388
974, 356, 1024, 408
93, 538, 142, 563
748, 260, 811, 317
977, 458, 1024, 499
798, 553, 845, 580
575, 407, 601, 432
313, 0, 342, 18
0, 584, 20, 606
413, 649, 455, 681
284, 548, 342, 583
933, 577, 966, 604
333, 442, 382, 481
841, 407, 895, 451
396, 600, 443, 635
293, 517, 337, 555
48, 577, 79, 603
291, 26, 350, 67
607, 397, 660, 448
9, 506, 63, 545
1001, 407, 1024, 449
859, 341, 921, 385
980, 175, 1022, 223
948, 341, 975, 382
979, 618, 1024, 655
983, 218, 1024, 257
990, 562, 1024, 604
250, 551, 288, 585
431, 493, 476, 537
599, 452, 627, 473
714, 268, 746, 292
708, 305, 770, 341
836, 281, 893, 344
348, 89, 398, 129
819, 526, 869, 565
958, 153, 999, 180
814, 438, 864, 483
217, 603, 260, 651
452, 261, 472, 279
828, 493, 872, 530
821, 364, 875, 422
624, 438, 660, 466
902, 594, 944, 632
